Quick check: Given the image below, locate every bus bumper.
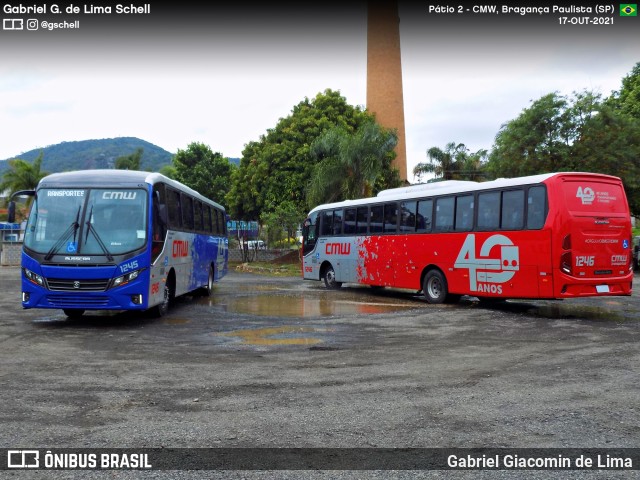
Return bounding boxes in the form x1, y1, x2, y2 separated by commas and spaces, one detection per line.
21, 276, 150, 311
555, 272, 633, 298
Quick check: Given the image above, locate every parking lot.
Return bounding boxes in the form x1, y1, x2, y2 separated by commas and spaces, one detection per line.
0, 266, 639, 479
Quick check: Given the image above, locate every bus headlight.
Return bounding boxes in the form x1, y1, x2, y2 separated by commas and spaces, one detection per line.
23, 268, 46, 287
110, 269, 142, 289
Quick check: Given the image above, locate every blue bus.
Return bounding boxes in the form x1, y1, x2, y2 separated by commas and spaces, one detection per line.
8, 170, 228, 318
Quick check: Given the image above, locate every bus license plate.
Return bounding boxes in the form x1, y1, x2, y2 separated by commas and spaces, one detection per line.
596, 285, 610, 293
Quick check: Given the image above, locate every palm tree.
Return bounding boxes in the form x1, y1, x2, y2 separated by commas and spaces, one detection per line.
413, 142, 488, 182
308, 121, 398, 206
413, 142, 466, 182
1, 152, 48, 218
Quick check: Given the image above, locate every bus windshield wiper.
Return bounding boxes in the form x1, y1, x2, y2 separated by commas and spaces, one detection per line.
84, 205, 114, 262
44, 206, 81, 261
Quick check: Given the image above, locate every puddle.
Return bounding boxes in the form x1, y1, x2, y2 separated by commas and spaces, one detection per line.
214, 325, 326, 345
486, 299, 633, 322
528, 304, 627, 322
162, 318, 190, 325
206, 293, 419, 317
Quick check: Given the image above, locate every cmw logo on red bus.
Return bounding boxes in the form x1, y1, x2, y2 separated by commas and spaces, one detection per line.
325, 242, 351, 255
455, 234, 519, 294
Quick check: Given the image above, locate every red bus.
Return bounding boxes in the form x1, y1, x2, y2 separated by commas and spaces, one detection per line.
302, 172, 634, 303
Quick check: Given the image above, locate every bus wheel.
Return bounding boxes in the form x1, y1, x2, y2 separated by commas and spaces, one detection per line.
63, 309, 85, 319
152, 280, 173, 317
323, 264, 342, 289
423, 270, 448, 304
204, 265, 215, 297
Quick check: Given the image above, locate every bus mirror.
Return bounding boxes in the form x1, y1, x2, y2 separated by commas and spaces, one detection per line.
7, 201, 16, 223
6, 189, 35, 223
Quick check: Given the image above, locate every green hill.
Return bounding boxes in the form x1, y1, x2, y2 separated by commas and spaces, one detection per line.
0, 137, 175, 174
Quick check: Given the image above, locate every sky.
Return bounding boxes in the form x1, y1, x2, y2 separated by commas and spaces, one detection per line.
0, 2, 638, 183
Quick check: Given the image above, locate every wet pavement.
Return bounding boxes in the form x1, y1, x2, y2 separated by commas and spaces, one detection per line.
1, 267, 639, 479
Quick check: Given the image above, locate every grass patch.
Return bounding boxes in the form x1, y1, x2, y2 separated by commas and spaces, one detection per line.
230, 261, 301, 277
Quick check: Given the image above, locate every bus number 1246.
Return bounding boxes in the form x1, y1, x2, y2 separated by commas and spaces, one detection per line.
575, 255, 595, 267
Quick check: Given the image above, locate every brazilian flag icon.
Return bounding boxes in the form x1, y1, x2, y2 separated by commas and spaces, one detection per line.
620, 4, 637, 15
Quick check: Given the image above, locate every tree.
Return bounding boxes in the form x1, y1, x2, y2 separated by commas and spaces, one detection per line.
413, 142, 487, 182
486, 83, 640, 213
487, 92, 574, 178
226, 89, 397, 221
608, 61, 640, 119
602, 62, 640, 213
0, 152, 48, 201
260, 200, 301, 247
114, 148, 143, 170
159, 164, 177, 179
307, 120, 398, 207
172, 142, 236, 204
571, 102, 640, 214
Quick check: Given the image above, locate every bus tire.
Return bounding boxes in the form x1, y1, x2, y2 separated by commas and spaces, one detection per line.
322, 263, 342, 289
423, 270, 448, 304
204, 265, 215, 297
152, 274, 174, 317
63, 309, 85, 319
196, 265, 215, 297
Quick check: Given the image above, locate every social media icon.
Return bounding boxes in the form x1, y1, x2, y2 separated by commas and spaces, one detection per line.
27, 19, 38, 30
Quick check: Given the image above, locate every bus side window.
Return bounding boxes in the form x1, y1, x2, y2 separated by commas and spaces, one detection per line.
217, 210, 225, 235
356, 207, 369, 234
203, 206, 212, 233
454, 195, 474, 231
369, 205, 384, 233
320, 211, 333, 237
167, 188, 181, 229
333, 209, 343, 235
218, 210, 229, 236
384, 203, 398, 233
194, 201, 203, 232
344, 208, 356, 235
416, 199, 432, 233
502, 190, 524, 230
477, 191, 500, 230
182, 195, 194, 231
303, 212, 318, 251
527, 186, 547, 229
435, 197, 454, 232
152, 185, 168, 241
399, 201, 417, 233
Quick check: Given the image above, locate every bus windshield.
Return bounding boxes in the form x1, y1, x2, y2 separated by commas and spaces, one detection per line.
24, 188, 148, 257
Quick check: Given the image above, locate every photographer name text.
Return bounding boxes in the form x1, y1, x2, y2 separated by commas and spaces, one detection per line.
3, 3, 150, 15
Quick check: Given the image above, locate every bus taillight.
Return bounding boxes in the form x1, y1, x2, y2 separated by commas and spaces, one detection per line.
561, 234, 572, 274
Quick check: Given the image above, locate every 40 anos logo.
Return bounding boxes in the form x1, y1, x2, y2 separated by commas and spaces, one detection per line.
454, 234, 519, 294
576, 186, 595, 205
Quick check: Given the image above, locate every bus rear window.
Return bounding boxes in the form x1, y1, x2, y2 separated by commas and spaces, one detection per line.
563, 180, 627, 214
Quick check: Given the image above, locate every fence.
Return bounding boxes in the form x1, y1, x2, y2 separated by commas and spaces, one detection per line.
0, 223, 22, 266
